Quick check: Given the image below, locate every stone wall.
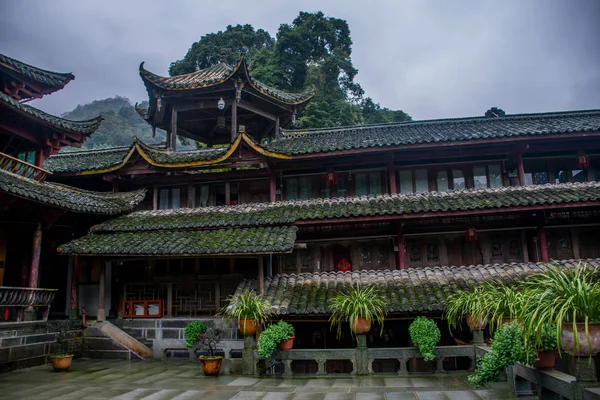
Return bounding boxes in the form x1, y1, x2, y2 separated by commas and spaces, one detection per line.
0, 320, 83, 373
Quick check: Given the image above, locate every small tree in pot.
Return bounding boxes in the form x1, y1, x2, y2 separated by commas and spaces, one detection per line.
185, 321, 223, 376
329, 283, 387, 339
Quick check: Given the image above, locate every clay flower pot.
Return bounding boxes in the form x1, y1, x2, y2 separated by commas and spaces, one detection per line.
238, 319, 257, 336
199, 356, 223, 376
49, 354, 74, 372
534, 350, 556, 370
278, 336, 295, 351
560, 322, 600, 356
350, 317, 371, 334
466, 315, 488, 331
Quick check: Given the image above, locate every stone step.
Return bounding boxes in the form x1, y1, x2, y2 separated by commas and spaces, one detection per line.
93, 321, 153, 360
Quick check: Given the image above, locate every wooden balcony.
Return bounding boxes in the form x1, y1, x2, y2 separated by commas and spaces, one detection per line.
0, 152, 51, 182
0, 286, 58, 324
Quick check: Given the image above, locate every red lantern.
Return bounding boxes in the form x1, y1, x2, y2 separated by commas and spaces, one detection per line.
336, 258, 352, 272
465, 228, 477, 242
577, 155, 589, 169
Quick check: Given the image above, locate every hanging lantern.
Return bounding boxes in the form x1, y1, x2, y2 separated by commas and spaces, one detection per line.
325, 172, 337, 186
336, 258, 352, 272
465, 227, 477, 242
577, 154, 589, 169
217, 98, 226, 110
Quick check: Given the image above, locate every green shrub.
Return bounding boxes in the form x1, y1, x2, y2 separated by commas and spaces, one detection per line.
409, 316, 441, 361
468, 323, 536, 387
258, 321, 295, 358
184, 321, 207, 348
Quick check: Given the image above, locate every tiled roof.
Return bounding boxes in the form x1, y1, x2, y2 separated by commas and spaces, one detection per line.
0, 167, 146, 215
139, 54, 314, 105
268, 109, 600, 155
57, 226, 297, 256
136, 140, 227, 164
0, 53, 74, 92
0, 91, 102, 135
45, 147, 132, 173
235, 259, 599, 315
90, 182, 600, 233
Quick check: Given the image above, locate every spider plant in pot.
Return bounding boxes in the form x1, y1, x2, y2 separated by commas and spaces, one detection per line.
533, 324, 557, 370
444, 286, 488, 332
519, 263, 600, 357
329, 283, 387, 339
477, 281, 525, 333
220, 289, 273, 336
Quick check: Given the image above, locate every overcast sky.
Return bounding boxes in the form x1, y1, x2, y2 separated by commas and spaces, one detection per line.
1, 1, 598, 120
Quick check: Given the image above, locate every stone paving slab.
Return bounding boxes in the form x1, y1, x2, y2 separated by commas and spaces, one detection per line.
0, 359, 529, 400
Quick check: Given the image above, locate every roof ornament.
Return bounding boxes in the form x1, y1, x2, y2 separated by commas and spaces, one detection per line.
235, 78, 244, 103
292, 108, 297, 125
220, 49, 227, 64
485, 107, 506, 118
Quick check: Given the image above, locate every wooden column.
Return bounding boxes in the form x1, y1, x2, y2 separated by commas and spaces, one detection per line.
20, 253, 29, 287
269, 171, 277, 202
225, 181, 231, 205
396, 225, 405, 270
296, 252, 302, 274
521, 231, 529, 262
258, 257, 264, 295
69, 256, 80, 319
34, 151, 43, 168
215, 282, 221, 312
166, 282, 173, 317
571, 228, 581, 259
229, 258, 235, 274
537, 221, 549, 263
97, 262, 106, 322
231, 100, 238, 142
275, 116, 280, 139
169, 107, 178, 150
516, 151, 525, 186
28, 224, 42, 288
152, 186, 158, 210
388, 160, 397, 194
187, 184, 194, 208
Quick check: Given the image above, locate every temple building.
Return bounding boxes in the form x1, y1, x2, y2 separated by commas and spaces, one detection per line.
1, 50, 600, 373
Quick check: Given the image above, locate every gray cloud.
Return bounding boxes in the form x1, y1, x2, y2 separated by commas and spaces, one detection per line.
0, 0, 598, 120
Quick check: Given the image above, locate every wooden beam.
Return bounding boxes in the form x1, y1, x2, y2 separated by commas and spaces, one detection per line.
294, 243, 307, 249
237, 99, 277, 121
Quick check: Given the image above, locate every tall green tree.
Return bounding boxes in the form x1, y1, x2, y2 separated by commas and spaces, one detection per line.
169, 12, 411, 129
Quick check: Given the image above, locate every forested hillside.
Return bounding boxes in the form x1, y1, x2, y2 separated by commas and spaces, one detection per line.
61, 96, 164, 150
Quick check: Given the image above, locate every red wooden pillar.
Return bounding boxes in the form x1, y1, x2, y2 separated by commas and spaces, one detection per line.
388, 161, 397, 194
269, 171, 277, 202
537, 221, 549, 262
231, 99, 238, 142
34, 151, 44, 168
69, 256, 79, 319
28, 224, 42, 288
516, 151, 526, 186
396, 225, 405, 270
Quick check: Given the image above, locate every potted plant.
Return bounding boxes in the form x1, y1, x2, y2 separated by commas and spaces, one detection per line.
329, 283, 387, 339
258, 321, 295, 358
468, 323, 536, 387
185, 321, 223, 376
49, 332, 74, 372
534, 324, 557, 370
445, 286, 488, 331
220, 289, 273, 336
519, 263, 600, 356
185, 320, 207, 349
409, 316, 441, 361
477, 282, 524, 332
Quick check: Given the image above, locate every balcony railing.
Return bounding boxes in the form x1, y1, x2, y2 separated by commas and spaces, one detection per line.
0, 152, 51, 182
0, 286, 58, 324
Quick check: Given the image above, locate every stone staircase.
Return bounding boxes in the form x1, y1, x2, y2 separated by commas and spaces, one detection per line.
83, 321, 152, 360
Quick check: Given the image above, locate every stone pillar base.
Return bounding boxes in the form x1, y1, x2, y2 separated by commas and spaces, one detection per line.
472, 330, 484, 344
567, 355, 597, 381
242, 335, 256, 375
69, 308, 79, 320
23, 309, 37, 322
355, 334, 370, 375
96, 308, 106, 322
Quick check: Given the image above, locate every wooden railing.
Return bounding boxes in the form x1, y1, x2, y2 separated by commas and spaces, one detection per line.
0, 152, 51, 182
0, 286, 57, 324
122, 299, 163, 318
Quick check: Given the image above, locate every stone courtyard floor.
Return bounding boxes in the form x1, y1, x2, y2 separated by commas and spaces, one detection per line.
0, 359, 529, 399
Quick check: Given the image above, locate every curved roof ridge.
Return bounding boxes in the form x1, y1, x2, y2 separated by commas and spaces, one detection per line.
50, 145, 132, 158
280, 108, 600, 138
0, 53, 74, 90
0, 91, 102, 134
